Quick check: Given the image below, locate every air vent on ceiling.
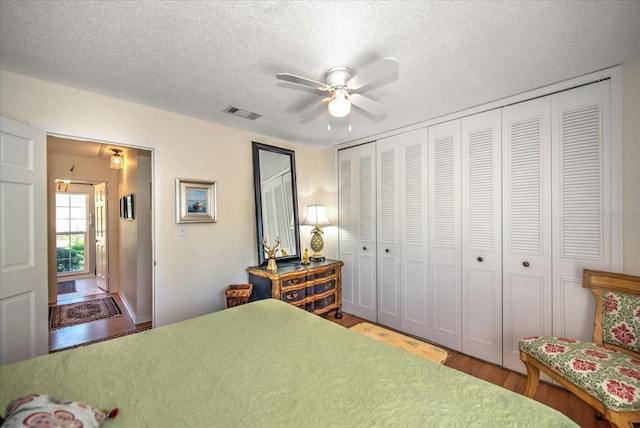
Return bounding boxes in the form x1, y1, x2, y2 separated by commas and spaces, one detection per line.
224, 106, 262, 121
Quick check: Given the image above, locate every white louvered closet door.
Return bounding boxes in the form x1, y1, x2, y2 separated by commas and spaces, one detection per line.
376, 129, 428, 336
338, 143, 377, 321
428, 119, 462, 350
551, 80, 613, 340
461, 109, 503, 365
502, 96, 553, 374
377, 137, 401, 329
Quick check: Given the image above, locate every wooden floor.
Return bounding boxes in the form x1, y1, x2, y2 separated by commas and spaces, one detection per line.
327, 311, 611, 428
50, 300, 609, 427
49, 292, 151, 352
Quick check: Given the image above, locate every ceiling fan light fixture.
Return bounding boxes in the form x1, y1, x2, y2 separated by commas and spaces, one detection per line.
328, 89, 351, 118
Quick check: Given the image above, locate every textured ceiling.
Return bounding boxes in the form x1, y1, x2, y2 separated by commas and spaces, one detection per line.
1, 1, 639, 148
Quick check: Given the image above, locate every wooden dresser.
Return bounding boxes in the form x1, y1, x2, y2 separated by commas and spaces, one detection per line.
247, 259, 343, 318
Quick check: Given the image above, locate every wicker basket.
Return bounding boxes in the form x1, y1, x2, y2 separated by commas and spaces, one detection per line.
225, 284, 253, 308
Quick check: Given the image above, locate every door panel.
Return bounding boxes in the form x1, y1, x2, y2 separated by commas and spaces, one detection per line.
551, 80, 611, 340
94, 183, 108, 292
428, 119, 462, 350
338, 143, 377, 321
0, 116, 47, 365
461, 109, 503, 364
502, 97, 552, 373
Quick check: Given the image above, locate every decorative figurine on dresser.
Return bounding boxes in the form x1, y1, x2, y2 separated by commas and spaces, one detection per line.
247, 259, 344, 318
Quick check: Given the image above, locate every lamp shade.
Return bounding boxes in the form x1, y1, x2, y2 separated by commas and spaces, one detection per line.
303, 204, 331, 227
110, 149, 124, 170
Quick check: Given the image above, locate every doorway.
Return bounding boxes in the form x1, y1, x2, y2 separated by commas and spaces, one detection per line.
47, 135, 154, 329
53, 181, 108, 301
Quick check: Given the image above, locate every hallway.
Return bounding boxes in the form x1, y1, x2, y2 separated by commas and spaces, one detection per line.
50, 280, 151, 352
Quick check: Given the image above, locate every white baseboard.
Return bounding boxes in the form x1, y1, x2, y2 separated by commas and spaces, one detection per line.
118, 291, 152, 325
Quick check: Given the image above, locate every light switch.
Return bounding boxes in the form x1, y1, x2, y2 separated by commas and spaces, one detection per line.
178, 225, 186, 237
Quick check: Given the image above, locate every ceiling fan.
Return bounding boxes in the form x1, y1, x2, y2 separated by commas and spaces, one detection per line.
276, 57, 399, 120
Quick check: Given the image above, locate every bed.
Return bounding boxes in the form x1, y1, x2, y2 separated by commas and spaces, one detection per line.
1, 299, 577, 427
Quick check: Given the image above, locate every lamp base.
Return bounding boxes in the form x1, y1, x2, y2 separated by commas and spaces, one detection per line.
310, 256, 325, 262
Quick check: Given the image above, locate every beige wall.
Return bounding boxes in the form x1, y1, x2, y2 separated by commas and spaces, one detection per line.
623, 59, 640, 275
1, 70, 336, 326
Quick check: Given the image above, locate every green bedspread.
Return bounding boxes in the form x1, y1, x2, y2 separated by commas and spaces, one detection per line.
0, 299, 577, 427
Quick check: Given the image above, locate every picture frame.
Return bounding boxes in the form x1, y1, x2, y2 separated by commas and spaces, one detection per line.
119, 197, 125, 219
176, 178, 217, 224
125, 194, 134, 220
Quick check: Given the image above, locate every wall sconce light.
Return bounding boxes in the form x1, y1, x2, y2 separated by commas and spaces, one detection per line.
110, 149, 124, 170
302, 204, 331, 261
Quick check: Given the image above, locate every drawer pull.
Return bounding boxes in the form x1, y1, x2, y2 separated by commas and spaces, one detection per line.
286, 292, 299, 300
523, 261, 530, 267
477, 257, 483, 262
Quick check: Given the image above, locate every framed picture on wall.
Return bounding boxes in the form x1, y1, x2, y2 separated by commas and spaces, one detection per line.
176, 178, 217, 223
125, 194, 134, 220
119, 197, 125, 219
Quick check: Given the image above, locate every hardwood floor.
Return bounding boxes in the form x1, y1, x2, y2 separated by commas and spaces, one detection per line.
50, 299, 609, 427
326, 311, 610, 428
49, 292, 151, 352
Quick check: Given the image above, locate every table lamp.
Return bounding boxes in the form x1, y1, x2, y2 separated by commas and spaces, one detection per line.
302, 204, 331, 261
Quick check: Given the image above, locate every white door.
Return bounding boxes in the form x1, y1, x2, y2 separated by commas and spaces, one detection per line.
428, 119, 462, 350
338, 143, 377, 321
94, 183, 108, 292
0, 116, 48, 365
376, 137, 401, 330
461, 109, 503, 365
551, 80, 614, 340
502, 96, 553, 373
376, 129, 429, 337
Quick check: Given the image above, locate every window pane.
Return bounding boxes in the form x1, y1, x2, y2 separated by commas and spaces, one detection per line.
70, 194, 86, 207
56, 193, 69, 206
56, 206, 70, 220
56, 235, 70, 248
70, 219, 86, 232
56, 220, 70, 233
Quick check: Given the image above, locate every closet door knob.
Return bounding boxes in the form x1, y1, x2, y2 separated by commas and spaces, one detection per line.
523, 261, 530, 267
385, 249, 390, 253
362, 246, 367, 251
477, 257, 483, 262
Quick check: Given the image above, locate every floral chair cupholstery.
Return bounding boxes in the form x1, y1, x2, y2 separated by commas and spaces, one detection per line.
519, 269, 640, 428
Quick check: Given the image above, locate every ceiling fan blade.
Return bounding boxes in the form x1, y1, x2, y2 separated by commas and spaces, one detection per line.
347, 57, 399, 90
276, 73, 330, 91
349, 94, 388, 117
299, 102, 328, 124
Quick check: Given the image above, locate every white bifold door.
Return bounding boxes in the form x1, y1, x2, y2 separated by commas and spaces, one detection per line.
338, 143, 377, 321
502, 80, 616, 373
376, 129, 429, 338
427, 110, 503, 364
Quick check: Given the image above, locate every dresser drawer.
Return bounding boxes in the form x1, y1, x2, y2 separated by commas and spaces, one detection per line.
280, 288, 306, 304
281, 276, 307, 288
313, 278, 336, 295
312, 268, 337, 280
308, 293, 337, 314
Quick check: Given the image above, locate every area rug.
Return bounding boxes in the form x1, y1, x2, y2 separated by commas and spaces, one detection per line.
50, 326, 152, 353
350, 322, 449, 364
57, 280, 76, 295
49, 296, 122, 330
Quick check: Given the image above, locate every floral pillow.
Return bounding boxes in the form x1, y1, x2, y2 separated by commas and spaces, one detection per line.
602, 291, 640, 353
1, 394, 118, 428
